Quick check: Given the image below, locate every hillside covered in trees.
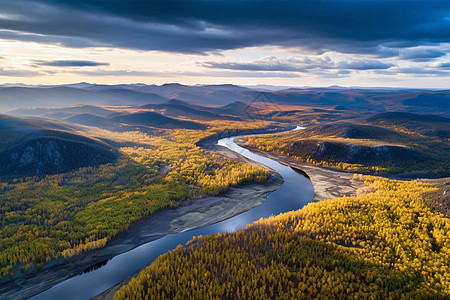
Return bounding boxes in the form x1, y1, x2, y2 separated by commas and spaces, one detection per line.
0, 117, 272, 281
243, 113, 450, 177
0, 114, 120, 178
116, 176, 450, 299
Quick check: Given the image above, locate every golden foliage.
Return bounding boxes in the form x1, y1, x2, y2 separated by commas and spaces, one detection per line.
0, 121, 270, 279
115, 176, 450, 299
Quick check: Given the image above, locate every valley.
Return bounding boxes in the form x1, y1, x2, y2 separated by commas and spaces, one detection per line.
2, 1, 449, 298
0, 84, 448, 299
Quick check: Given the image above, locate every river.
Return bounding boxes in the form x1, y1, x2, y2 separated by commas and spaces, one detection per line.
30, 131, 315, 300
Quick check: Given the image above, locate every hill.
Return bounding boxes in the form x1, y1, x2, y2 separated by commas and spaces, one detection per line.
8, 105, 115, 119
271, 89, 450, 116
110, 111, 205, 129
0, 114, 119, 178
0, 86, 170, 113
9, 105, 206, 130
243, 112, 450, 176
141, 100, 239, 121
368, 112, 450, 138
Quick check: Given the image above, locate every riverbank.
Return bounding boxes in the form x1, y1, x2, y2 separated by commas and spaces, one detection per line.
98, 134, 449, 300
96, 130, 362, 300
1, 158, 282, 300
92, 137, 287, 300
234, 137, 365, 201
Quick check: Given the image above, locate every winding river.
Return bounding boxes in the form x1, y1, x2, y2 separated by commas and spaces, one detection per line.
30, 131, 315, 300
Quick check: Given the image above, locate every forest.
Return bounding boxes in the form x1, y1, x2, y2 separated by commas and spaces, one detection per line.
115, 176, 450, 299
243, 116, 450, 177
0, 121, 270, 280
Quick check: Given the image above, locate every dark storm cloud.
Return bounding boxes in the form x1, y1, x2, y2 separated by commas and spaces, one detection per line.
399, 49, 447, 62
0, 1, 449, 55
35, 60, 109, 67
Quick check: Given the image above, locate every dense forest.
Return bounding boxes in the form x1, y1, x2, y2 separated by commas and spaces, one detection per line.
115, 176, 450, 299
0, 122, 270, 280
243, 115, 450, 177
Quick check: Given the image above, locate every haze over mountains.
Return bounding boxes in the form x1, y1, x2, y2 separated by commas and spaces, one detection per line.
2, 83, 449, 116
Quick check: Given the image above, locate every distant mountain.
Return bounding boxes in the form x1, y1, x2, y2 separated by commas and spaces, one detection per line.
367, 112, 450, 123
111, 111, 205, 129
9, 105, 115, 119
9, 104, 206, 130
2, 83, 449, 116
271, 89, 450, 115
154, 100, 257, 118
0, 86, 170, 113
64, 113, 116, 128
0, 115, 119, 178
141, 100, 239, 121
217, 101, 256, 116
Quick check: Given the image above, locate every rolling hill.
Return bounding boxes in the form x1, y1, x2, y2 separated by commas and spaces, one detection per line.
9, 104, 206, 131
3, 83, 449, 116
8, 105, 115, 119
243, 112, 450, 176
110, 111, 205, 129
368, 112, 450, 138
0, 114, 119, 178
141, 100, 239, 121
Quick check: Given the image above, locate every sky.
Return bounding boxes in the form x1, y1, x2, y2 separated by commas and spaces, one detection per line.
0, 0, 449, 88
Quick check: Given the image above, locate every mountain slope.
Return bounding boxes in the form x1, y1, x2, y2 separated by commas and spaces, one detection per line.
8, 105, 115, 119
243, 112, 450, 176
0, 115, 119, 178
368, 112, 450, 138
141, 100, 239, 121
110, 111, 205, 129
9, 105, 206, 130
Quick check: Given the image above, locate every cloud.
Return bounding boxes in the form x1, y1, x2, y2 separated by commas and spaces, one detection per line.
72, 68, 300, 78
396, 67, 449, 75
202, 56, 315, 72
34, 60, 109, 67
399, 48, 447, 61
203, 56, 333, 72
0, 67, 42, 77
375, 67, 450, 76
0, 1, 449, 56
203, 56, 392, 73
336, 60, 394, 70
434, 62, 450, 69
